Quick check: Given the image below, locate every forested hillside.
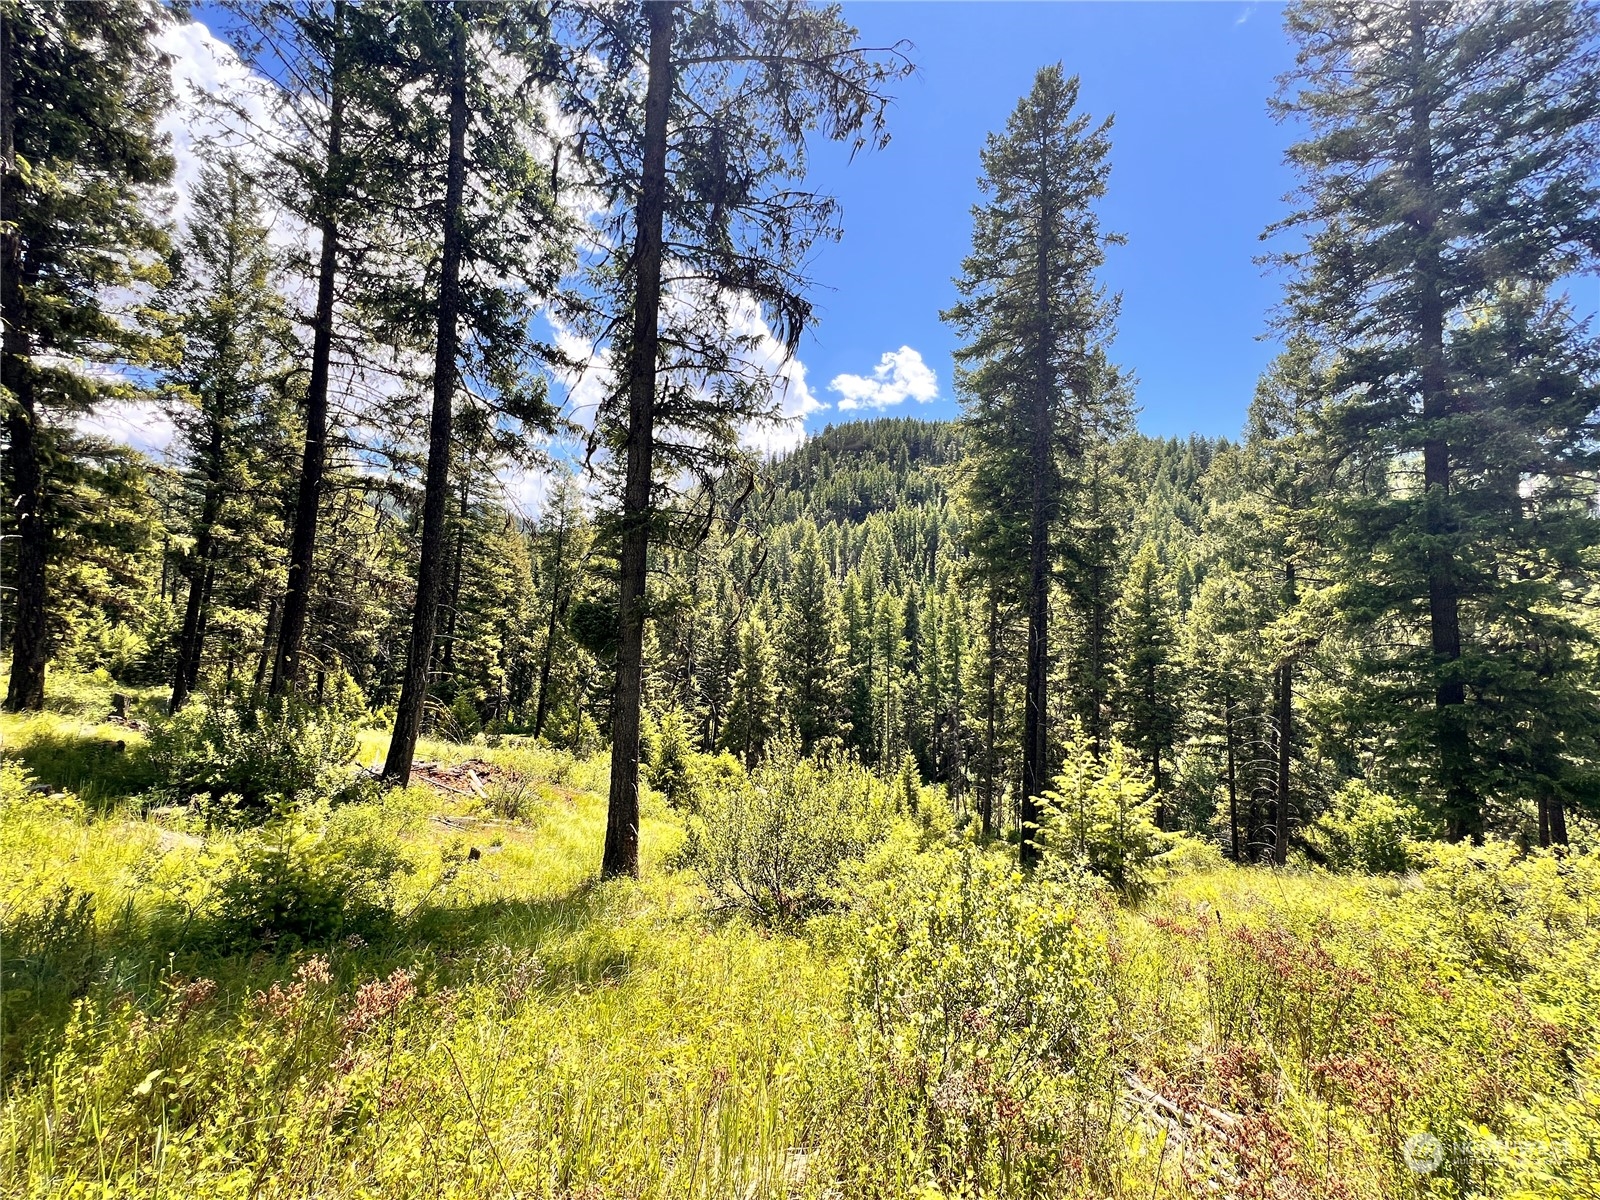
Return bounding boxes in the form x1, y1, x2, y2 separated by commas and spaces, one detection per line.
4, 1, 1600, 1198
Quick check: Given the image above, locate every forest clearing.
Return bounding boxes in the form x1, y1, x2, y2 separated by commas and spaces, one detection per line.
2, 673, 1596, 1198
4, 0, 1600, 1196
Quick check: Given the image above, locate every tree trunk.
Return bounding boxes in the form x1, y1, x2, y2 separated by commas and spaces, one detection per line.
1273, 660, 1292, 866
1539, 794, 1568, 848
438, 474, 469, 680
1408, 1, 1476, 842
1020, 152, 1056, 871
1273, 561, 1296, 866
2, 10, 45, 713
532, 514, 567, 740
1225, 699, 1240, 863
602, 0, 675, 880
272, 0, 347, 697
2, 377, 46, 712
171, 428, 227, 712
171, 527, 217, 711
383, 7, 469, 786
982, 587, 999, 841
253, 596, 280, 694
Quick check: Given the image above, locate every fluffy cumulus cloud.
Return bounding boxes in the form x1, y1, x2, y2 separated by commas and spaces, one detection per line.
156, 21, 285, 230
80, 398, 176, 458
828, 346, 939, 412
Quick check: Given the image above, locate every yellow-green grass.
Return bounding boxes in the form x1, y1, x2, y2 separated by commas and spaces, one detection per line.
1, 674, 1596, 1198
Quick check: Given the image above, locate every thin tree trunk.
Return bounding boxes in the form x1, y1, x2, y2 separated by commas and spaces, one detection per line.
171, 429, 227, 711
602, 0, 675, 880
1273, 661, 1292, 866
384, 7, 469, 786
532, 513, 567, 740
253, 596, 280, 694
171, 524, 218, 711
1408, 1, 1476, 842
1225, 699, 1241, 863
272, 0, 347, 697
1273, 561, 1296, 865
439, 474, 469, 680
982, 587, 998, 841
1148, 650, 1164, 830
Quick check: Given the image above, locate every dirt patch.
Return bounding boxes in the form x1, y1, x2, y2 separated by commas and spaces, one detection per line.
410, 758, 507, 797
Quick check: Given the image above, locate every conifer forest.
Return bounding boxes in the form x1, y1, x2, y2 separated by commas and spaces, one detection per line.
3, 2, 1600, 1197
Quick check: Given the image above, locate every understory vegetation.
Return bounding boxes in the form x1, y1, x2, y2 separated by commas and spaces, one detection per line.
3, 675, 1597, 1199
5, 1, 1600, 1196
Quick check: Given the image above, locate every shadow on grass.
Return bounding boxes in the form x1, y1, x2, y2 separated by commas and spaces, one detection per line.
3, 727, 158, 810
0, 873, 633, 1089
408, 878, 640, 987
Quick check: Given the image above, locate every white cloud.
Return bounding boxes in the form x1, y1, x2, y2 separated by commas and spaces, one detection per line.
79, 398, 176, 458
829, 346, 939, 412
157, 21, 287, 231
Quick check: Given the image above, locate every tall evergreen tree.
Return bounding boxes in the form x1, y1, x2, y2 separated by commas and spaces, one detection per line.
944, 65, 1123, 866
1117, 541, 1181, 827
1274, 0, 1600, 839
777, 520, 852, 753
564, 0, 911, 877
1, 0, 175, 710
721, 613, 779, 765
211, 0, 392, 697
380, 2, 567, 785
164, 159, 294, 712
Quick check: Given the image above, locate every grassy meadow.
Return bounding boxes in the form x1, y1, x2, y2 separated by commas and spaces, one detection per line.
1, 674, 1596, 1200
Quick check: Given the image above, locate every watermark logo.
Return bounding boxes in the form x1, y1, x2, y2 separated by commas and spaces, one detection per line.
1403, 1132, 1444, 1174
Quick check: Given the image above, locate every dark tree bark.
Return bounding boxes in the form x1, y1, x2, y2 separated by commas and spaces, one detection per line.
438, 474, 469, 681
1539, 794, 1569, 848
253, 596, 279, 693
1272, 561, 1296, 865
2, 9, 45, 713
272, 0, 347, 698
1406, 1, 1475, 842
171, 424, 227, 712
981, 587, 999, 841
384, 7, 469, 786
601, 0, 675, 880
532, 511, 568, 740
1225, 699, 1241, 863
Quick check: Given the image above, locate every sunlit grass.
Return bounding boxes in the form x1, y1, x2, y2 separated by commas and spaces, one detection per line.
2, 673, 1596, 1198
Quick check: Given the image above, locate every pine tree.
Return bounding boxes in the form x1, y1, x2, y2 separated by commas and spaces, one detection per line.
721, 614, 779, 765
944, 65, 1124, 865
1117, 541, 1181, 828
777, 521, 852, 753
1, 0, 175, 710
164, 158, 294, 712
381, 2, 568, 784
1273, 0, 1600, 839
212, 0, 396, 697
567, 0, 911, 878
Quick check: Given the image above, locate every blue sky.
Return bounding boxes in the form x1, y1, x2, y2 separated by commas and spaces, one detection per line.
163, 2, 1306, 459
798, 2, 1300, 440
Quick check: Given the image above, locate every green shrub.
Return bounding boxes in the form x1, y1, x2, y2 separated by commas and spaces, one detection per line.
643, 707, 695, 806
205, 803, 416, 950
848, 846, 1110, 1191
1041, 739, 1172, 897
1407, 840, 1600, 979
1308, 780, 1428, 873
146, 691, 362, 822
0, 758, 84, 822
679, 738, 892, 922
